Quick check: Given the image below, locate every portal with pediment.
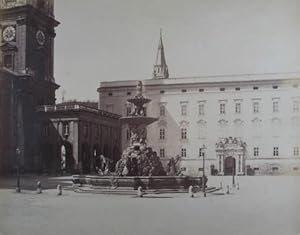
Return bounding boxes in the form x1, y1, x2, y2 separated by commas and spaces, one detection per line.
216, 137, 247, 175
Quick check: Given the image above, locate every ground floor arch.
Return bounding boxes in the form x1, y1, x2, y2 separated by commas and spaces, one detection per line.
224, 156, 236, 175
60, 141, 75, 173
216, 137, 247, 176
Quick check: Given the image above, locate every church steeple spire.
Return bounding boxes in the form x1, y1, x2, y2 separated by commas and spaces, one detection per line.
153, 29, 169, 79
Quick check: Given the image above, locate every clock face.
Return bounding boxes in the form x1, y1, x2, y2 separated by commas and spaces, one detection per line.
36, 30, 46, 46
2, 26, 16, 42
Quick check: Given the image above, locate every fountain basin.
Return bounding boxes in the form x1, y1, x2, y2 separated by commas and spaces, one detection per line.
73, 175, 207, 190
127, 97, 151, 107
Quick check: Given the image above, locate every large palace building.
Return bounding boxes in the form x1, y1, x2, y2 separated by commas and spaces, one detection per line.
98, 33, 300, 176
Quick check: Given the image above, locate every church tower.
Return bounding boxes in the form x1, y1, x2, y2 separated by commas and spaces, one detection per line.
0, 0, 58, 89
153, 30, 169, 79
0, 0, 59, 173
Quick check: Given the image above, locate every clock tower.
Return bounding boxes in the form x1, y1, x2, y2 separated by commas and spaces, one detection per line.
0, 0, 59, 173
0, 0, 58, 88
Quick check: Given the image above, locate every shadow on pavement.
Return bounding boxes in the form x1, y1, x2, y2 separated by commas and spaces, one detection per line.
0, 175, 73, 191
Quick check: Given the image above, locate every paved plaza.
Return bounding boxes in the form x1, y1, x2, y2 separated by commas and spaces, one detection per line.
0, 176, 299, 235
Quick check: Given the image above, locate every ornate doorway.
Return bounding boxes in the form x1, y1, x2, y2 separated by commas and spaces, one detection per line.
216, 137, 247, 175
224, 156, 236, 175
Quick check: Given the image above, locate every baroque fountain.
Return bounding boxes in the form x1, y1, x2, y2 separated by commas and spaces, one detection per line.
73, 81, 206, 191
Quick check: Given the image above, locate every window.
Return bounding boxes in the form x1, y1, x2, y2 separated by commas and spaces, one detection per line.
273, 101, 279, 113
108, 92, 113, 96
160, 149, 165, 158
3, 55, 13, 69
235, 103, 241, 114
199, 88, 204, 92
273, 85, 278, 89
181, 89, 187, 93
181, 148, 187, 157
235, 87, 240, 91
253, 147, 259, 157
160, 90, 165, 94
159, 128, 165, 140
181, 128, 187, 139
127, 92, 131, 96
160, 105, 165, 116
272, 167, 279, 171
220, 88, 225, 92
199, 148, 205, 157
293, 101, 299, 113
273, 147, 279, 157
220, 103, 225, 114
253, 102, 259, 113
294, 146, 299, 156
63, 123, 70, 136
43, 124, 49, 137
181, 104, 187, 116
199, 103, 205, 115
253, 86, 259, 90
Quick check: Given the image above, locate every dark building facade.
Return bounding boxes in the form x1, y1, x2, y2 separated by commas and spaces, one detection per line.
0, 1, 59, 173
37, 102, 121, 174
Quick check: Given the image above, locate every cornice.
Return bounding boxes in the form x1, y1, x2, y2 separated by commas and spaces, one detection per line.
99, 72, 300, 91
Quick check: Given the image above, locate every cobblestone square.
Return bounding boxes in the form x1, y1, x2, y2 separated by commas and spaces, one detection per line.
0, 176, 299, 235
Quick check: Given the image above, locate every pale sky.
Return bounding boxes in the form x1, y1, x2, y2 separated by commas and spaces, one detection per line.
54, 0, 300, 101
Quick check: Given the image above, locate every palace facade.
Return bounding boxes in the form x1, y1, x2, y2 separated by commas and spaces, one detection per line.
98, 33, 300, 176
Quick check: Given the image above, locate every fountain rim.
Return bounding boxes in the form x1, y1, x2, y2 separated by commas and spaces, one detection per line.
119, 116, 159, 125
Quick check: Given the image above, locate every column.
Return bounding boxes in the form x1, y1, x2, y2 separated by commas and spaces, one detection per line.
219, 154, 224, 175
73, 121, 79, 169
236, 155, 240, 175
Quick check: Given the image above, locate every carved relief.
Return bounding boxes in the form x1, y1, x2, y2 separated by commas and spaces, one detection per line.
252, 117, 262, 126
233, 119, 244, 127
179, 120, 189, 127
216, 137, 246, 150
218, 119, 228, 127
271, 117, 281, 125
157, 120, 167, 127
197, 119, 207, 126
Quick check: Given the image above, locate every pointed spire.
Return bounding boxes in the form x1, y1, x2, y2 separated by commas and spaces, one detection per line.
153, 29, 169, 79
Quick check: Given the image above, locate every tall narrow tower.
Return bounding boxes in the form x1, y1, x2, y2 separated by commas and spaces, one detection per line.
0, 0, 58, 90
0, 0, 59, 172
153, 30, 169, 79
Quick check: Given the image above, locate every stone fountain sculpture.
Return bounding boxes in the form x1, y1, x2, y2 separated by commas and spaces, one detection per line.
73, 81, 207, 191
116, 81, 166, 176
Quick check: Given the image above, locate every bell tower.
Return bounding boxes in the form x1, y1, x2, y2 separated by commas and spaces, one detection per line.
0, 0, 59, 172
153, 30, 169, 79
0, 0, 59, 96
